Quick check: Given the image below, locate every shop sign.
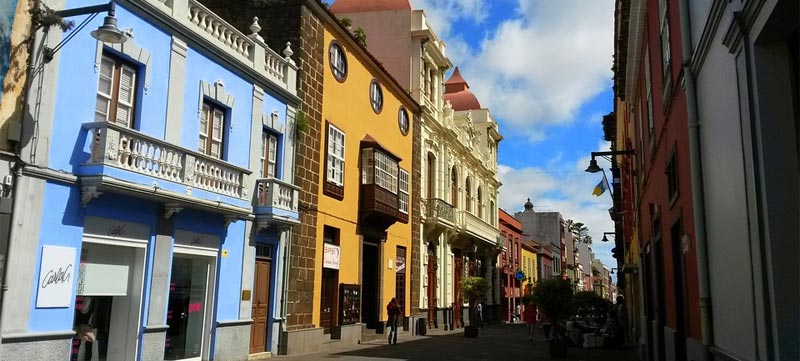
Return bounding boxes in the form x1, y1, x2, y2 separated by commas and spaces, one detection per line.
175, 230, 220, 250
36, 246, 77, 308
84, 216, 149, 242
323, 243, 340, 269
396, 254, 406, 273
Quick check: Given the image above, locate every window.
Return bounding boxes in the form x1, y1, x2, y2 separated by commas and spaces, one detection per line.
326, 124, 345, 186
399, 169, 409, 214
659, 0, 671, 79
329, 41, 347, 82
96, 55, 137, 127
477, 186, 483, 218
398, 107, 410, 136
465, 177, 471, 212
450, 167, 458, 207
261, 132, 278, 178
199, 101, 225, 158
370, 80, 383, 114
374, 150, 398, 193
666, 151, 678, 204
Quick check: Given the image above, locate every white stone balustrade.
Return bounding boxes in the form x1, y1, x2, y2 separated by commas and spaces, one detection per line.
255, 178, 300, 213
84, 122, 250, 199
187, 0, 252, 58
135, 0, 297, 96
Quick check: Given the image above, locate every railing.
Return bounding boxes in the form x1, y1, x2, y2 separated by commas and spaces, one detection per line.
84, 122, 249, 199
255, 178, 300, 213
461, 211, 500, 246
187, 0, 253, 58
137, 0, 297, 96
426, 198, 455, 223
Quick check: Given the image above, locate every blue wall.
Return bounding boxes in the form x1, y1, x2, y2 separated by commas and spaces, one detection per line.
53, 2, 171, 172
180, 47, 253, 169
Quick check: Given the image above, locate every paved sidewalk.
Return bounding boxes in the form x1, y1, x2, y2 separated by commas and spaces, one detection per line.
276, 323, 639, 361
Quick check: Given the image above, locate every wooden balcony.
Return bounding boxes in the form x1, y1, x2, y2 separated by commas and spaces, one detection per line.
360, 184, 405, 232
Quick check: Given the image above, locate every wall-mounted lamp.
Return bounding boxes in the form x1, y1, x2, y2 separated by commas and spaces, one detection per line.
584, 150, 636, 173
600, 232, 615, 243
41, 2, 127, 63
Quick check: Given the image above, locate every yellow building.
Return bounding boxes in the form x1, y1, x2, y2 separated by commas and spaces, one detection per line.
521, 240, 538, 296
311, 3, 421, 344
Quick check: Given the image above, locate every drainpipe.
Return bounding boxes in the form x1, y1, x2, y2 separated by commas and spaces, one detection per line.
677, 0, 713, 350
277, 228, 292, 355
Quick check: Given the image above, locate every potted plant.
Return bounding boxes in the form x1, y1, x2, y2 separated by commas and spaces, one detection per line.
531, 278, 574, 358
460, 276, 489, 338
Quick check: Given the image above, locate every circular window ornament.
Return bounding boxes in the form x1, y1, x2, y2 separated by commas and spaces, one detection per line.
369, 80, 383, 114
329, 41, 347, 82
398, 107, 410, 136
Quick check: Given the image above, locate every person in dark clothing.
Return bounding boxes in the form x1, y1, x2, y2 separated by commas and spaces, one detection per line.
387, 298, 401, 345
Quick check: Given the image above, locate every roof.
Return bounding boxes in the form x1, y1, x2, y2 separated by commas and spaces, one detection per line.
330, 0, 412, 13
443, 67, 481, 111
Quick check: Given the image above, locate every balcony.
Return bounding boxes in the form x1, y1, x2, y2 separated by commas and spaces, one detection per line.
451, 210, 500, 250
360, 184, 406, 231
80, 122, 251, 216
255, 178, 300, 230
424, 198, 455, 225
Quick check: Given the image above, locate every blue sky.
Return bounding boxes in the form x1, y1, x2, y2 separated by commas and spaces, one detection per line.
330, 0, 618, 271
406, 0, 619, 270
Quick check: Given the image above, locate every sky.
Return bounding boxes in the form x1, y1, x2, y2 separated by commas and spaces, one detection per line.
329, 0, 618, 272
406, 0, 619, 271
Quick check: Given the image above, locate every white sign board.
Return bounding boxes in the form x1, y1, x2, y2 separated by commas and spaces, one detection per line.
323, 243, 340, 270
36, 246, 77, 308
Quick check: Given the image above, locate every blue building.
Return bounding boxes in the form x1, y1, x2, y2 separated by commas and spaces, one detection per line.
0, 1, 300, 360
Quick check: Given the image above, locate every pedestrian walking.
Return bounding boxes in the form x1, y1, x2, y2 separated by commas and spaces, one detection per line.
539, 308, 552, 341
523, 302, 537, 341
476, 302, 484, 327
386, 298, 400, 345
515, 304, 522, 324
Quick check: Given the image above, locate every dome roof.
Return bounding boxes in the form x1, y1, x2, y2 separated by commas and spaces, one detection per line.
443, 67, 481, 111
330, 0, 412, 13
524, 198, 534, 211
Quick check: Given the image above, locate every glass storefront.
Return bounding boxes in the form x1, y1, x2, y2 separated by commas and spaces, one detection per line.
164, 256, 211, 360
71, 242, 144, 361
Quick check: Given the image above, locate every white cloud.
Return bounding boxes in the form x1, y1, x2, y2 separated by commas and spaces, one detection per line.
498, 143, 619, 271
414, 0, 615, 141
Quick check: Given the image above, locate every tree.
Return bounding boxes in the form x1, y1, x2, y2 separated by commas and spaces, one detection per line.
569, 221, 592, 244
460, 276, 489, 337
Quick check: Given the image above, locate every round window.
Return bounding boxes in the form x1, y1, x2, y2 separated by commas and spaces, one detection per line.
329, 41, 347, 82
398, 107, 410, 136
370, 80, 383, 114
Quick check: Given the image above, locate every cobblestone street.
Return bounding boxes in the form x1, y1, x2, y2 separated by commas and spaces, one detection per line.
277, 323, 639, 361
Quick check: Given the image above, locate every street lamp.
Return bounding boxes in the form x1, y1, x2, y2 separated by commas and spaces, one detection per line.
40, 2, 127, 63
584, 150, 636, 173
600, 232, 615, 242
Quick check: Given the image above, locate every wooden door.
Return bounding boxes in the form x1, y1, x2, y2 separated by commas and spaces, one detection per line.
427, 250, 436, 328
320, 268, 337, 334
249, 260, 270, 354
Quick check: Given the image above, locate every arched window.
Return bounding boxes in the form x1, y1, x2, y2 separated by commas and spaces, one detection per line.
477, 186, 483, 218
427, 153, 436, 199
490, 200, 495, 225
450, 166, 458, 207
465, 177, 472, 212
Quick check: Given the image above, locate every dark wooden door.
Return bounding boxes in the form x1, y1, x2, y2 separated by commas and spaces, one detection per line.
453, 250, 463, 328
320, 268, 337, 334
427, 250, 436, 328
249, 260, 270, 354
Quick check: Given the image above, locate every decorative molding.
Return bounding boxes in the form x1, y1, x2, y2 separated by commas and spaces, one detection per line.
690, 0, 729, 74
164, 203, 184, 219
81, 186, 103, 206
95, 30, 153, 93
224, 216, 238, 228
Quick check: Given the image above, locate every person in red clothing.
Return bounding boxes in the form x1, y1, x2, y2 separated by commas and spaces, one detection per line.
386, 298, 400, 345
523, 302, 537, 341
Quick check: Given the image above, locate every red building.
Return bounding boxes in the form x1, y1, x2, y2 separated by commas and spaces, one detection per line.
498, 209, 522, 322
612, 0, 701, 359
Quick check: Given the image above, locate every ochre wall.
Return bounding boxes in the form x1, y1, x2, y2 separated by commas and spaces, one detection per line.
311, 24, 416, 327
